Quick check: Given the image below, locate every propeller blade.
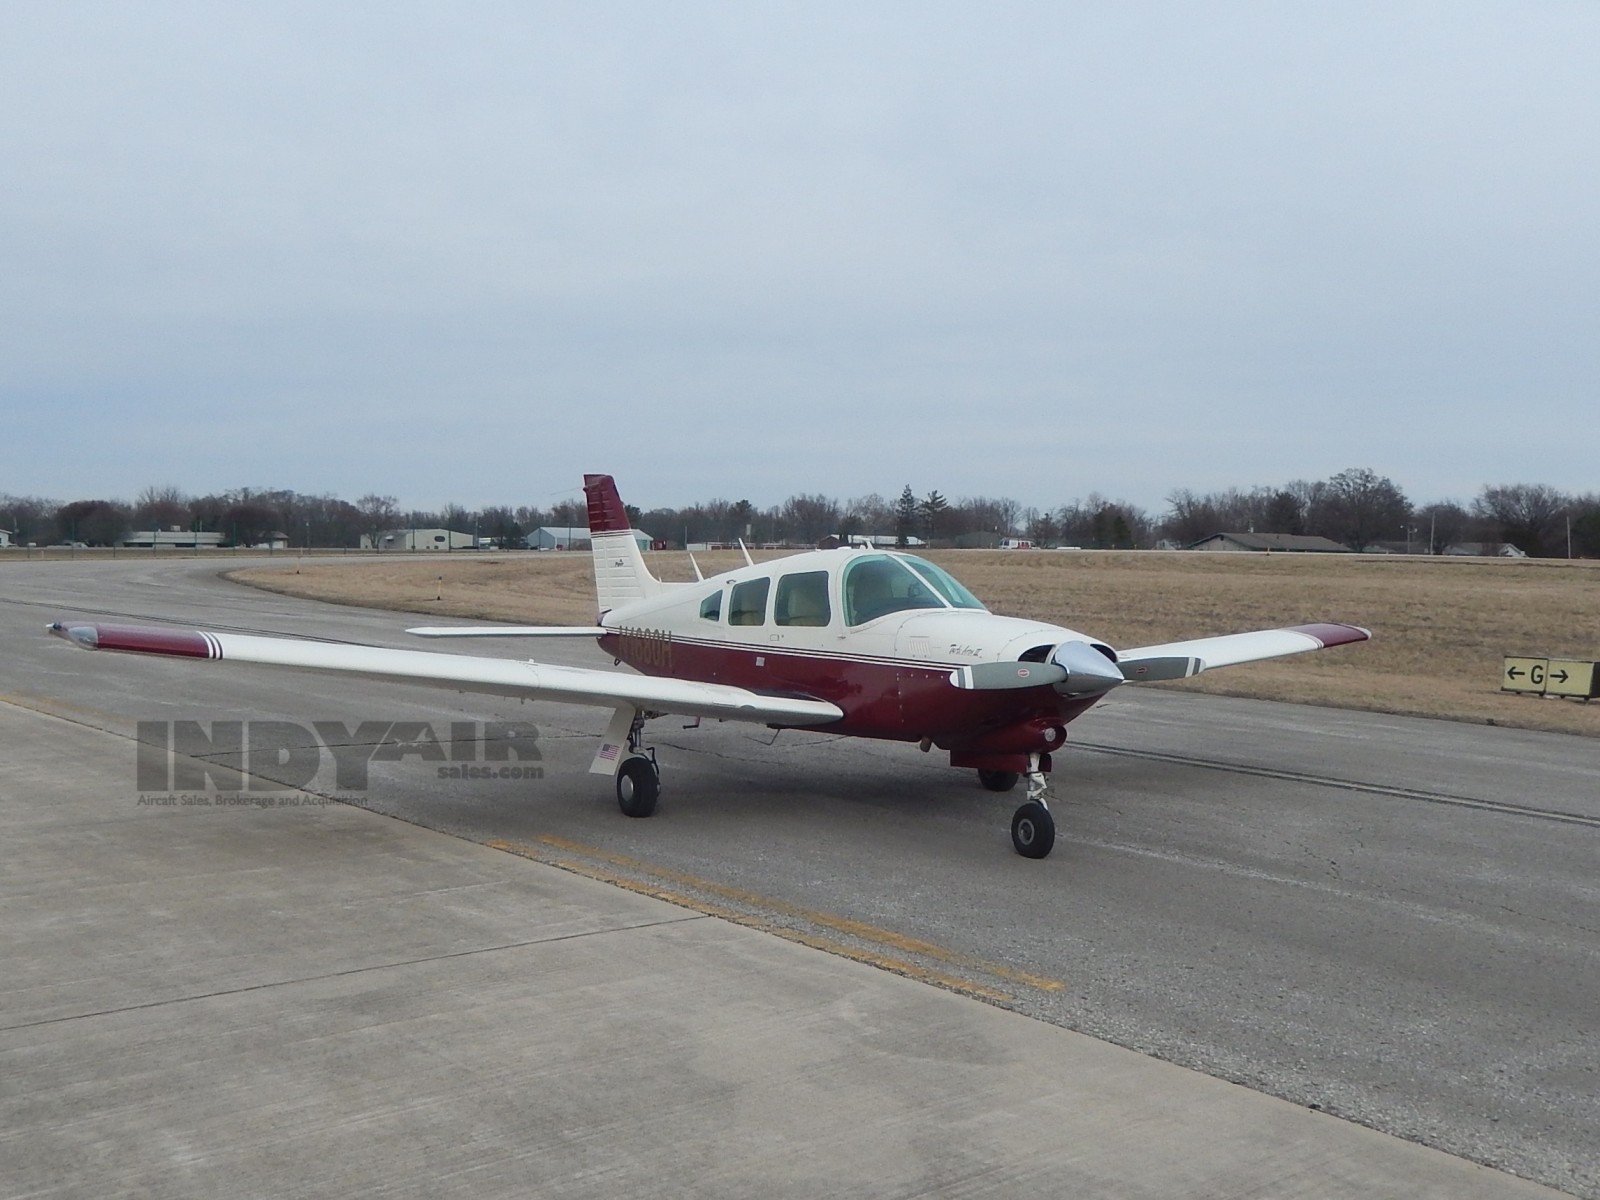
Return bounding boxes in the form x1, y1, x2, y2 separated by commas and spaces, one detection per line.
948, 661, 1068, 690
1118, 655, 1202, 682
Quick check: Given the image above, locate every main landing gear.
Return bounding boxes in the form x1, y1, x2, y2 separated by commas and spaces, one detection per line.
614, 710, 659, 818
977, 753, 1055, 859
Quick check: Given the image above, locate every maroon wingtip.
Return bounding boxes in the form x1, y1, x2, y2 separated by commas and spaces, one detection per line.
55, 623, 219, 658
1289, 623, 1372, 648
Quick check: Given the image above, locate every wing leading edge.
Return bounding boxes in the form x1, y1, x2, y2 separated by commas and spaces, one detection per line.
46, 623, 843, 727
1116, 622, 1371, 679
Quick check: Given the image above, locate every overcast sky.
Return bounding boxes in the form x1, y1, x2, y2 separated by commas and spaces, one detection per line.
2, 2, 1595, 516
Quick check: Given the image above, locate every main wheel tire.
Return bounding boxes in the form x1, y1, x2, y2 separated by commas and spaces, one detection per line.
616, 755, 659, 818
1010, 800, 1055, 859
977, 768, 1021, 793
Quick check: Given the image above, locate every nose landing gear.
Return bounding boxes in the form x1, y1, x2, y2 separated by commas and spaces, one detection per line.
967, 750, 1058, 858
1009, 753, 1055, 858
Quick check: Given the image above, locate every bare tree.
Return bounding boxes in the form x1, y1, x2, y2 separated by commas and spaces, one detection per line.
1161, 488, 1219, 545
1569, 493, 1600, 558
55, 499, 129, 545
133, 485, 191, 531
0, 493, 59, 544
781, 493, 841, 545
1415, 501, 1472, 555
1316, 468, 1411, 551
356, 494, 401, 546
1474, 483, 1570, 557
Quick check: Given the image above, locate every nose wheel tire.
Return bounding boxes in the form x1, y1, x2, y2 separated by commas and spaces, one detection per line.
616, 755, 660, 818
1011, 800, 1055, 859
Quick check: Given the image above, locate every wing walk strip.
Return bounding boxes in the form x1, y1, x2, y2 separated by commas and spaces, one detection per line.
487, 835, 1066, 1003
1075, 742, 1600, 830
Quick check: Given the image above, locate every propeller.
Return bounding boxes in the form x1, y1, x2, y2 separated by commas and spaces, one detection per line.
949, 640, 1127, 696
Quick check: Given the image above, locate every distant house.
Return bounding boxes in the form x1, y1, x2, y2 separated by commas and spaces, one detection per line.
524, 526, 654, 551
0, 529, 12, 548
1443, 542, 1528, 558
1187, 532, 1351, 553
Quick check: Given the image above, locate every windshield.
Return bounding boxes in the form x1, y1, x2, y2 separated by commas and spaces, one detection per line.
843, 554, 948, 625
899, 556, 986, 611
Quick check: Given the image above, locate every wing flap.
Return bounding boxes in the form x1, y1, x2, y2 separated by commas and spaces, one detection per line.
47, 622, 842, 726
1118, 623, 1370, 677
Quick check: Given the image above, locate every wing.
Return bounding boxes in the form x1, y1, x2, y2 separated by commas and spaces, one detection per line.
407, 625, 609, 638
47, 622, 842, 726
1116, 622, 1371, 681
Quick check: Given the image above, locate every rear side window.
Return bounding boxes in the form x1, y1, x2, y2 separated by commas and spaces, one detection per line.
699, 590, 722, 621
728, 578, 769, 626
774, 570, 831, 627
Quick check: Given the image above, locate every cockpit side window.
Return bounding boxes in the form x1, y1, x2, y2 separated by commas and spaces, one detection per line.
728, 577, 770, 626
842, 555, 946, 625
698, 590, 722, 621
774, 570, 831, 627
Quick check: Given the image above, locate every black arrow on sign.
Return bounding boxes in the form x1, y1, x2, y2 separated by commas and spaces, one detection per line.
1507, 667, 1525, 680
1551, 669, 1569, 684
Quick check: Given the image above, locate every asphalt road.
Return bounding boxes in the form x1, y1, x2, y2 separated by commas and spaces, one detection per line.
5, 554, 1597, 1198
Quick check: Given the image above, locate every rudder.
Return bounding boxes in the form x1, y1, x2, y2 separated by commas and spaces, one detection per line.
583, 474, 662, 614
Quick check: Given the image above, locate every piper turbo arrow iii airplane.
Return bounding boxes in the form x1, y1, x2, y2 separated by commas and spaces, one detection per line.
48, 474, 1370, 858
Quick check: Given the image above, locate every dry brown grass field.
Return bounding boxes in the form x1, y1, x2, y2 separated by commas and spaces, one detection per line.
231, 551, 1600, 738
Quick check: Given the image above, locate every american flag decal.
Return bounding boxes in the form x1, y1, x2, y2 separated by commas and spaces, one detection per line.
597, 743, 621, 763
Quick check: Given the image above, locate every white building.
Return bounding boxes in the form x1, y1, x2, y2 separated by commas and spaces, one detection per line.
363, 528, 479, 551
525, 526, 655, 551
119, 530, 227, 549
0, 529, 12, 548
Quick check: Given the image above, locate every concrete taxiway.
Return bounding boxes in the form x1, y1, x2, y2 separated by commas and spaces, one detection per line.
0, 698, 1570, 1198
2, 555, 1597, 1196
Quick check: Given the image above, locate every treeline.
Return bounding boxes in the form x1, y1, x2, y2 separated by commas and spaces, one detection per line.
640, 470, 1599, 557
3, 469, 1597, 557
0, 485, 582, 551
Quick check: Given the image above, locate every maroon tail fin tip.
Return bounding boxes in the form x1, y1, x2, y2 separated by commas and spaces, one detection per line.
583, 474, 629, 533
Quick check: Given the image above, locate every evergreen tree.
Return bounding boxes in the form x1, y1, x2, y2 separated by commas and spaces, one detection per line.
894, 486, 917, 547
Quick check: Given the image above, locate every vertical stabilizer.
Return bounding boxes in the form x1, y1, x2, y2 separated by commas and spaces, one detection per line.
583, 474, 662, 614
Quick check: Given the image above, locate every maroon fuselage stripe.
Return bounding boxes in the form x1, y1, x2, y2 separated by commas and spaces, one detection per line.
601, 633, 1098, 752
91, 625, 217, 658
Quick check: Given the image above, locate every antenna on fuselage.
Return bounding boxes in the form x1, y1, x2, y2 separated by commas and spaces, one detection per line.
737, 539, 754, 567
689, 553, 704, 581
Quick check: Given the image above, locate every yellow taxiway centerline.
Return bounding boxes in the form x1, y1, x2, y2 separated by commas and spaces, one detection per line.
487, 834, 1066, 1001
